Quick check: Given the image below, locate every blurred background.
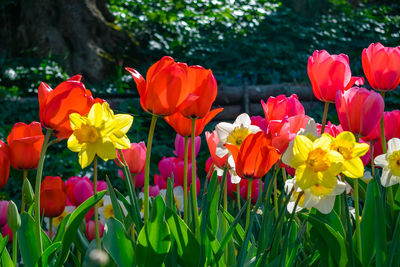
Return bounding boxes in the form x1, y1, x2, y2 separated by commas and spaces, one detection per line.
0, 0, 399, 199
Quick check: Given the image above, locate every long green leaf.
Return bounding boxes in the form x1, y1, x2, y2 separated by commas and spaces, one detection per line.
105, 175, 125, 223
0, 234, 13, 267
18, 212, 40, 267
39, 242, 62, 267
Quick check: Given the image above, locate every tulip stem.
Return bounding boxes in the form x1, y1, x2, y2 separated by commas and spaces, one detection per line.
34, 128, 52, 255
144, 115, 158, 223
21, 170, 27, 213
370, 141, 375, 177
183, 136, 189, 223
49, 217, 53, 241
223, 168, 228, 264
354, 178, 362, 260
274, 172, 278, 219
245, 179, 253, 232
321, 101, 329, 134
190, 118, 200, 237
12, 231, 17, 266
93, 155, 101, 249
236, 183, 241, 211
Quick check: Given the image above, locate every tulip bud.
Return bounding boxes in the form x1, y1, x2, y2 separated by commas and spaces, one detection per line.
7, 201, 21, 232
22, 178, 35, 207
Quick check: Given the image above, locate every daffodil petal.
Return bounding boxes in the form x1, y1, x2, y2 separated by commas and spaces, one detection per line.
291, 135, 313, 168
343, 158, 364, 178
295, 165, 317, 190
314, 195, 335, 214
110, 134, 131, 150
352, 142, 370, 158
78, 145, 96, 169
313, 134, 332, 150
88, 103, 105, 129
216, 122, 235, 143
234, 113, 251, 126
97, 140, 117, 161
374, 154, 388, 167
67, 134, 84, 152
380, 169, 392, 187
336, 131, 355, 143
69, 113, 87, 130
388, 138, 400, 154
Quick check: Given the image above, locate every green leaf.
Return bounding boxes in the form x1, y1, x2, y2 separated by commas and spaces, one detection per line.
302, 213, 348, 266
105, 175, 125, 223
55, 190, 107, 267
165, 206, 200, 266
39, 242, 62, 267
0, 234, 8, 257
103, 218, 135, 267
52, 214, 70, 244
136, 195, 171, 267
18, 212, 40, 267
0, 234, 13, 267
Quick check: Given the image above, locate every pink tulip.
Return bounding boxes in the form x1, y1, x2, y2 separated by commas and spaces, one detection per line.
174, 159, 197, 188
307, 50, 352, 102
250, 116, 267, 134
261, 94, 304, 124
317, 121, 343, 137
335, 87, 384, 137
362, 43, 400, 91
0, 201, 8, 227
86, 220, 104, 241
173, 134, 201, 161
116, 142, 146, 175
66, 176, 93, 206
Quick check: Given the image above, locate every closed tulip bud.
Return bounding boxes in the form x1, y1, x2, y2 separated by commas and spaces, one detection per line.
22, 178, 35, 206
7, 201, 20, 232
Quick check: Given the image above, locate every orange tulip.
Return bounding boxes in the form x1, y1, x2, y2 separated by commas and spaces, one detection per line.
39, 75, 102, 139
7, 122, 44, 170
0, 141, 10, 188
179, 65, 218, 119
40, 176, 67, 218
164, 108, 223, 137
225, 132, 279, 179
126, 56, 195, 116
206, 130, 228, 169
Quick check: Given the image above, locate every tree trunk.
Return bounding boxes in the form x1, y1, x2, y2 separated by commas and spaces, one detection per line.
0, 0, 140, 83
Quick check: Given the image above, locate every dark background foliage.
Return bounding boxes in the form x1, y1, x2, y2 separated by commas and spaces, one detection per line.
0, 0, 399, 201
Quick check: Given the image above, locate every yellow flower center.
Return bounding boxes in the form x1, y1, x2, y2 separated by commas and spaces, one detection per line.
227, 126, 251, 147
331, 140, 353, 160
388, 151, 400, 176
74, 124, 99, 144
52, 210, 68, 227
306, 148, 330, 172
104, 204, 114, 219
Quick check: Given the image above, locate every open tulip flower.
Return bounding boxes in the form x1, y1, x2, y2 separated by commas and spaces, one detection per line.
126, 56, 194, 116
261, 94, 305, 124
375, 138, 400, 187
116, 142, 147, 175
67, 102, 133, 169
0, 141, 10, 188
362, 43, 400, 91
336, 87, 384, 137
7, 121, 44, 170
39, 75, 103, 139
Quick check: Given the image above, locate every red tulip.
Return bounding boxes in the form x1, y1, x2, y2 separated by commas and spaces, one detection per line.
206, 130, 228, 169
126, 56, 194, 116
116, 142, 147, 174
39, 75, 103, 139
40, 176, 67, 217
238, 179, 263, 204
261, 94, 304, 124
307, 50, 352, 102
335, 87, 384, 137
86, 220, 104, 241
179, 65, 218, 119
164, 108, 223, 137
317, 121, 343, 137
225, 132, 279, 179
363, 110, 400, 142
0, 141, 10, 188
362, 43, 400, 91
1, 224, 12, 243
7, 121, 44, 170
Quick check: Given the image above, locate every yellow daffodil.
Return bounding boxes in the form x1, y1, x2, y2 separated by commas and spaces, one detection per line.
329, 131, 369, 178
290, 134, 344, 196
67, 102, 133, 168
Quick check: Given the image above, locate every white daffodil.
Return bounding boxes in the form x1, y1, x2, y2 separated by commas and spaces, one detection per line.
285, 178, 346, 214
160, 186, 185, 213
215, 113, 261, 184
282, 118, 317, 166
374, 138, 400, 187
45, 206, 76, 236
98, 195, 127, 225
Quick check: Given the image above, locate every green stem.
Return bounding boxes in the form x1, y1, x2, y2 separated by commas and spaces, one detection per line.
34, 128, 52, 255
144, 115, 158, 223
183, 136, 189, 223
282, 168, 287, 182
21, 170, 27, 213
354, 179, 362, 259
370, 141, 375, 177
49, 217, 53, 241
274, 173, 278, 219
320, 101, 329, 134
236, 183, 241, 211
190, 118, 200, 237
223, 169, 228, 264
12, 231, 17, 265
245, 179, 253, 232
93, 156, 101, 249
